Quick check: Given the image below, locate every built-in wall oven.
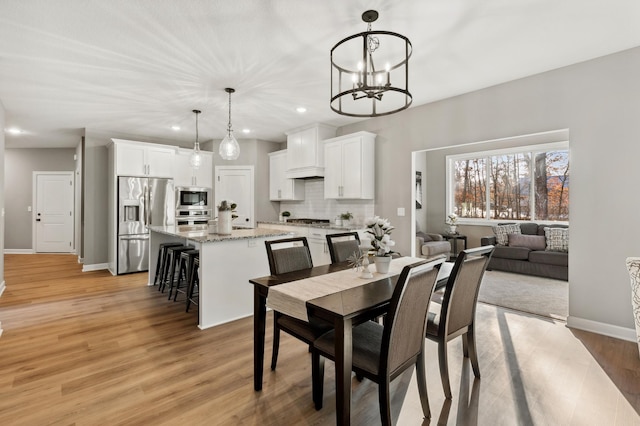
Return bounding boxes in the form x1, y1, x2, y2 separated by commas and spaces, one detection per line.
176, 186, 212, 225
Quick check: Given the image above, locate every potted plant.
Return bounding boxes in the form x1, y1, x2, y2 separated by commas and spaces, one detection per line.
217, 200, 237, 235
281, 211, 291, 223
340, 212, 353, 227
365, 216, 396, 273
445, 213, 458, 234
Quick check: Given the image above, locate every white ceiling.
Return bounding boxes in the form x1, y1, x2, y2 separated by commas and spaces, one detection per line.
1, 0, 640, 149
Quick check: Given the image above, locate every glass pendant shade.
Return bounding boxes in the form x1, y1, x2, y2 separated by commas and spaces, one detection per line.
220, 87, 240, 160
190, 109, 202, 169
219, 132, 240, 160
190, 142, 202, 169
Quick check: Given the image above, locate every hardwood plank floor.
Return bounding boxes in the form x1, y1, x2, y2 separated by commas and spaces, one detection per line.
1, 254, 639, 425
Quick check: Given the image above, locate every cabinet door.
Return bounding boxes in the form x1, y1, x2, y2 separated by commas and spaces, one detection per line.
270, 152, 286, 200
174, 150, 194, 186
341, 138, 363, 198
324, 140, 342, 199
194, 152, 213, 188
147, 146, 175, 178
116, 144, 146, 176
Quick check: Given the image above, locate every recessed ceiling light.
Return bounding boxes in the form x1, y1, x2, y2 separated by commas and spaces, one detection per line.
242, 128, 251, 134
296, 107, 307, 113
7, 128, 22, 134
171, 125, 180, 131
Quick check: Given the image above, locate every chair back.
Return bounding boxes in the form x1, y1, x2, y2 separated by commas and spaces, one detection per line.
265, 237, 313, 275
381, 258, 444, 377
326, 232, 361, 263
439, 246, 494, 336
625, 257, 640, 356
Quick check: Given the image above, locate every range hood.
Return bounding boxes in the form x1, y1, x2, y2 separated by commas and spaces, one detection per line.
285, 123, 336, 179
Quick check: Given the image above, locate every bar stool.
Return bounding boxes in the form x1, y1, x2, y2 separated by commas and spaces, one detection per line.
153, 242, 184, 287
160, 245, 193, 295
186, 256, 200, 313
173, 249, 199, 302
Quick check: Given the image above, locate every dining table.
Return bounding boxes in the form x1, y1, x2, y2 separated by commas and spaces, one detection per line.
249, 256, 452, 426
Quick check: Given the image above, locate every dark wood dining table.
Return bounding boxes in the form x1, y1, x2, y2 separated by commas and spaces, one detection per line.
249, 258, 451, 426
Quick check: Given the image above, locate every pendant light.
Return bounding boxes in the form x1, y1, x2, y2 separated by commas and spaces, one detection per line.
189, 109, 202, 169
219, 87, 240, 160
330, 10, 412, 117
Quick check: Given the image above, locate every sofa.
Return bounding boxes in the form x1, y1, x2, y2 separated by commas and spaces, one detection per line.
415, 232, 451, 261
481, 222, 568, 281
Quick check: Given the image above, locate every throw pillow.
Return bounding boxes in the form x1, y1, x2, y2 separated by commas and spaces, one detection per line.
492, 224, 521, 246
508, 234, 546, 251
545, 227, 569, 252
416, 231, 433, 242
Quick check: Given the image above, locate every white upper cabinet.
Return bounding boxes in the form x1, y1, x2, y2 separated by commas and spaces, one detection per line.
174, 148, 213, 188
285, 123, 336, 178
324, 131, 376, 199
112, 139, 175, 178
269, 150, 304, 201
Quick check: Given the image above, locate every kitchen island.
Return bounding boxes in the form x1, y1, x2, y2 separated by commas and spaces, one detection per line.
149, 225, 293, 329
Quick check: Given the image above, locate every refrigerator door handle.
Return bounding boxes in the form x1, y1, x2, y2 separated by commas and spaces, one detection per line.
120, 234, 150, 241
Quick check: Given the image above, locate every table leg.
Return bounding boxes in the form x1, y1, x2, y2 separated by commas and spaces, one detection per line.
254, 287, 267, 391
335, 317, 353, 426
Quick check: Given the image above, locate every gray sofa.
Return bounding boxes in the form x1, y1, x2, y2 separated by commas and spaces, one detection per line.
481, 222, 568, 281
415, 232, 451, 261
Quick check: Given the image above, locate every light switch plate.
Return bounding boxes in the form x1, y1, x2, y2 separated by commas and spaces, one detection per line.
397, 207, 405, 217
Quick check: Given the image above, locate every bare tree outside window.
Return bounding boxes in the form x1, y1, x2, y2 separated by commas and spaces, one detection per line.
451, 148, 569, 222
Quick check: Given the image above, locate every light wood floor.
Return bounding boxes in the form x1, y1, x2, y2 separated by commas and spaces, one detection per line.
1, 254, 639, 425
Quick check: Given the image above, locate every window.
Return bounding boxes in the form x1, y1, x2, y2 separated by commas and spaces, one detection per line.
447, 142, 569, 222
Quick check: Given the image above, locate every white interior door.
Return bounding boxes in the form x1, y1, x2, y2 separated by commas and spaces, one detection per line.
35, 172, 74, 253
215, 166, 254, 228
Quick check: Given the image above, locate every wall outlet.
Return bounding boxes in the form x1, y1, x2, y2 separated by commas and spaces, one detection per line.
27, 206, 32, 212
397, 207, 405, 217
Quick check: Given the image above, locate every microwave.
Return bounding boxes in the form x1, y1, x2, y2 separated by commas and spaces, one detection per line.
176, 186, 211, 210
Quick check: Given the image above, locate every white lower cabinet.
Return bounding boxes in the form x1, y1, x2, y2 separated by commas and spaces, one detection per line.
307, 227, 331, 266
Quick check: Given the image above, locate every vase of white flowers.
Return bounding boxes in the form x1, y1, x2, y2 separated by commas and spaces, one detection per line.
446, 213, 458, 234
365, 216, 395, 273
217, 200, 237, 235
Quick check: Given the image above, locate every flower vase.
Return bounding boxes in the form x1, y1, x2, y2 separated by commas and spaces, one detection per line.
217, 210, 232, 235
448, 225, 457, 234
373, 256, 392, 274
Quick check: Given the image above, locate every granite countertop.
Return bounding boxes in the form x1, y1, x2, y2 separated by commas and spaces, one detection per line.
149, 225, 293, 243
257, 220, 364, 231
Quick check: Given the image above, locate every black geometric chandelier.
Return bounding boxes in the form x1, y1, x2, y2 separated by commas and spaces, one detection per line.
330, 10, 412, 117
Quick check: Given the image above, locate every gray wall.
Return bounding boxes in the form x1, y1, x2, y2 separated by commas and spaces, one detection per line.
339, 46, 640, 336
4, 148, 76, 250
0, 100, 5, 302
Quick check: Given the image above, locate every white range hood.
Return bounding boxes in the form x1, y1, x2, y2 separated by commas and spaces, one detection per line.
285, 123, 336, 179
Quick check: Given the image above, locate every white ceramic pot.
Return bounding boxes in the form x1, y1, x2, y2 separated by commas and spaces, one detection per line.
448, 225, 457, 234
217, 210, 232, 235
373, 256, 392, 274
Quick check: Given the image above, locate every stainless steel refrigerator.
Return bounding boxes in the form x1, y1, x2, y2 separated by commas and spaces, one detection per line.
118, 176, 174, 274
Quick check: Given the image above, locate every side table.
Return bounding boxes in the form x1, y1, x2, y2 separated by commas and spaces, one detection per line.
442, 234, 467, 259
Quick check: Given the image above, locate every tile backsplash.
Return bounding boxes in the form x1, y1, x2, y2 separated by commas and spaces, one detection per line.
280, 179, 375, 226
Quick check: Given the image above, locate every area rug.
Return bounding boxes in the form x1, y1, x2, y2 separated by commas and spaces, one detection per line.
478, 270, 568, 320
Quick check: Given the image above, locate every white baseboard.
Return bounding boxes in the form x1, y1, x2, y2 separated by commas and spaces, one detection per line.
82, 263, 109, 272
4, 249, 35, 254
0, 280, 5, 297
77, 256, 84, 264
566, 316, 638, 343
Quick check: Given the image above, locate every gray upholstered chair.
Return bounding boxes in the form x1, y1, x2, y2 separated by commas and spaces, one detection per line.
416, 231, 451, 260
426, 245, 494, 398
264, 237, 329, 371
311, 258, 444, 424
625, 257, 640, 357
326, 232, 361, 263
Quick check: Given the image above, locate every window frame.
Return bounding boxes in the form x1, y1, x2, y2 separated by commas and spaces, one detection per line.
446, 141, 570, 225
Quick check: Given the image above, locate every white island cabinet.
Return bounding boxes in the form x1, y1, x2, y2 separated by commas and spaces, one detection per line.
149, 225, 293, 329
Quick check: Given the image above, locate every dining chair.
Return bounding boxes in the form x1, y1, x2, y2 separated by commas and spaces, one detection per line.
426, 245, 494, 399
326, 231, 361, 263
265, 236, 330, 371
311, 258, 444, 424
